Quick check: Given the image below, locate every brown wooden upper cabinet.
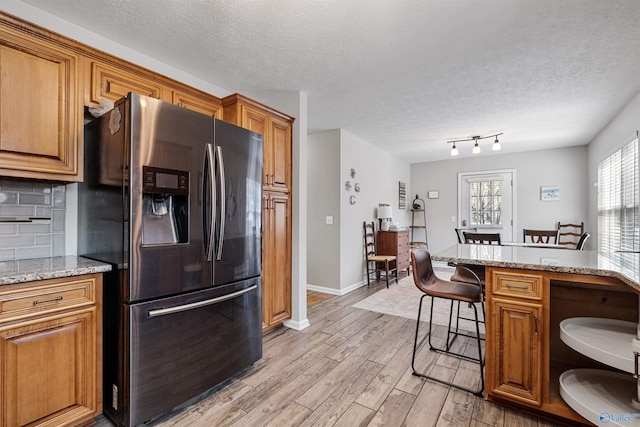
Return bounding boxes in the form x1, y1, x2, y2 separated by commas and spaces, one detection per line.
0, 18, 82, 181
86, 60, 223, 118
87, 60, 164, 104
222, 94, 292, 193
171, 89, 222, 118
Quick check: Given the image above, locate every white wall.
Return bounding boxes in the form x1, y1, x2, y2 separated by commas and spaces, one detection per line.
307, 129, 410, 294
307, 130, 341, 290
587, 90, 640, 249
339, 130, 411, 293
411, 146, 588, 254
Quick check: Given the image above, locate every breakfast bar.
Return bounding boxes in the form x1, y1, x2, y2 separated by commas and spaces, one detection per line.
433, 244, 640, 426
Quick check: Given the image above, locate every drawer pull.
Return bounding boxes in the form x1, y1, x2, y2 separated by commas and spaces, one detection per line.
33, 295, 63, 305
505, 283, 528, 289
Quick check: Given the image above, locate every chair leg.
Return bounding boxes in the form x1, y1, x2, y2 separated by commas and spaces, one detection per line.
411, 295, 484, 397
385, 260, 390, 288
366, 261, 371, 287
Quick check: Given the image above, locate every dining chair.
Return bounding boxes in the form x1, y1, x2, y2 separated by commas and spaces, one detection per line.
455, 227, 477, 244
576, 232, 590, 250
463, 231, 501, 245
557, 222, 585, 248
363, 221, 397, 288
410, 248, 484, 396
523, 229, 559, 244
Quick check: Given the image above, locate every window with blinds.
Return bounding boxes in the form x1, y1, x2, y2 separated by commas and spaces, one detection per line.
597, 132, 639, 252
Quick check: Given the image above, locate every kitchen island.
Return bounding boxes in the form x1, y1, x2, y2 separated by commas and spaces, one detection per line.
433, 245, 640, 426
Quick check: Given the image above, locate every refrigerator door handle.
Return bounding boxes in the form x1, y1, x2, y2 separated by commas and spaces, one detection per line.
147, 285, 257, 318
204, 143, 216, 262
215, 145, 226, 260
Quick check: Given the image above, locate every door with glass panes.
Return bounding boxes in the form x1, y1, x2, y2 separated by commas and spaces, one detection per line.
458, 170, 515, 243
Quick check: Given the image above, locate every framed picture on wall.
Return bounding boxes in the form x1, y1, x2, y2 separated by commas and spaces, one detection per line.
540, 186, 560, 201
398, 181, 406, 209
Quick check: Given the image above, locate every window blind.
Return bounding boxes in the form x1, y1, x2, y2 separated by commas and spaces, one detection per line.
597, 132, 639, 252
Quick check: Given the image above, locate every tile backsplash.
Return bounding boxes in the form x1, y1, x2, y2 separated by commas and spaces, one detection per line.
0, 179, 66, 261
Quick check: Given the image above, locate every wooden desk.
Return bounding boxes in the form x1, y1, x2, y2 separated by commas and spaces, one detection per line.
433, 244, 640, 426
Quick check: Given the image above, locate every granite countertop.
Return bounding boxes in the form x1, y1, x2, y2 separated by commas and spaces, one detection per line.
432, 244, 640, 293
0, 256, 112, 285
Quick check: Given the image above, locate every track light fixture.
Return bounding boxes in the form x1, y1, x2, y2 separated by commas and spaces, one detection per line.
447, 133, 503, 156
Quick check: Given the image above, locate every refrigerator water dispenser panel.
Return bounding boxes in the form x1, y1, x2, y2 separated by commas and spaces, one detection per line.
141, 166, 189, 245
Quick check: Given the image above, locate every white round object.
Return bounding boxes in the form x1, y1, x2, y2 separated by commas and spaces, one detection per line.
559, 369, 639, 426
560, 317, 636, 373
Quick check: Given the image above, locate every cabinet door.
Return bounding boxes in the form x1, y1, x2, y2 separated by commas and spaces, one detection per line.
0, 32, 81, 180
172, 90, 222, 118
89, 60, 164, 104
237, 102, 292, 193
262, 192, 291, 331
240, 105, 271, 186
0, 310, 98, 427
267, 115, 292, 192
488, 298, 543, 406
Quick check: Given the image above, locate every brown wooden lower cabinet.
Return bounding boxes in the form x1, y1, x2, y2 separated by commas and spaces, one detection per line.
0, 274, 102, 427
262, 191, 292, 331
488, 297, 543, 406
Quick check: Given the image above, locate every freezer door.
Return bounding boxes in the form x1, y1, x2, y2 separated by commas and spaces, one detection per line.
127, 93, 214, 301
212, 119, 263, 285
126, 278, 262, 426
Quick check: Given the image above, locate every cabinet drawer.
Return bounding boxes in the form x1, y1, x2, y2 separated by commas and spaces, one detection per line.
0, 277, 96, 323
491, 270, 544, 300
397, 231, 409, 246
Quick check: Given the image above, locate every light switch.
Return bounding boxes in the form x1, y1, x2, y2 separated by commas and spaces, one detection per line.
451, 216, 456, 223
326, 216, 334, 225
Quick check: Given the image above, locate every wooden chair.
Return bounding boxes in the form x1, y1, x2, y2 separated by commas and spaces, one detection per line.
576, 232, 590, 250
463, 231, 501, 245
523, 229, 559, 244
410, 248, 484, 396
455, 227, 477, 244
363, 221, 397, 288
557, 222, 585, 248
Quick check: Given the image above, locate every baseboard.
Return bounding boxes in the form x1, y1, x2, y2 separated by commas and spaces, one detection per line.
306, 281, 367, 296
283, 318, 310, 330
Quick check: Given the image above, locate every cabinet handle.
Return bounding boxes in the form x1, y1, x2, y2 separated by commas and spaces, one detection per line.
506, 283, 528, 289
534, 315, 539, 335
33, 295, 63, 305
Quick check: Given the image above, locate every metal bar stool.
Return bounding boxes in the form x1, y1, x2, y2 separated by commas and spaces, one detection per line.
410, 248, 484, 396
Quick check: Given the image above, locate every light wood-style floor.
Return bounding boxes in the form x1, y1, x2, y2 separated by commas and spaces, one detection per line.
97, 279, 562, 427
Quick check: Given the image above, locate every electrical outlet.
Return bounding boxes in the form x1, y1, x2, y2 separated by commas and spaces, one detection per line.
451, 216, 456, 223
326, 216, 334, 225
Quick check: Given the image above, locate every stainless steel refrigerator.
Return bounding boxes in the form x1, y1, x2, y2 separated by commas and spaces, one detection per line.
78, 93, 263, 426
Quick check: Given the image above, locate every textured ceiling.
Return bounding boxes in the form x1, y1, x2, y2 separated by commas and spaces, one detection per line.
16, 0, 640, 162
